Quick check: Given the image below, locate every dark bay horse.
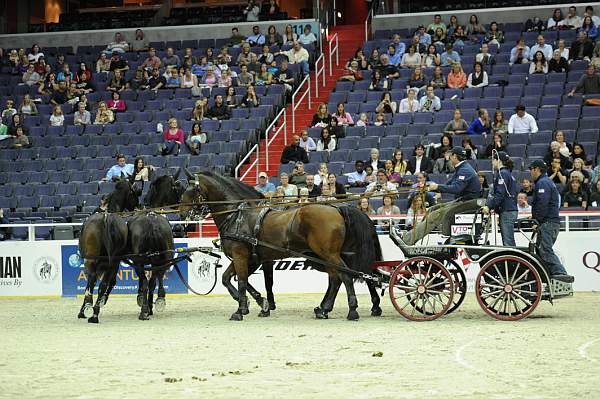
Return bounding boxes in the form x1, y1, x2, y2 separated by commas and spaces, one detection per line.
180, 170, 383, 321
143, 170, 184, 209
78, 177, 137, 323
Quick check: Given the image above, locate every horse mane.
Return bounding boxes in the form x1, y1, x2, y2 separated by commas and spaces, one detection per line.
198, 171, 264, 202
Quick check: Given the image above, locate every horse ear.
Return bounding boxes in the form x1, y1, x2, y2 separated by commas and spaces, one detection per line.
120, 172, 126, 181
173, 167, 181, 181
184, 167, 195, 181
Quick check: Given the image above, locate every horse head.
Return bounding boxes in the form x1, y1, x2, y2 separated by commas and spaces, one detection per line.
144, 168, 184, 209
179, 168, 213, 220
108, 174, 139, 212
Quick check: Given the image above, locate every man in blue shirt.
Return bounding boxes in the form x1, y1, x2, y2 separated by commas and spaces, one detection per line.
403, 147, 483, 244
482, 152, 518, 246
346, 160, 367, 188
466, 108, 491, 136
254, 171, 276, 198
105, 154, 134, 182
440, 43, 461, 66
246, 25, 266, 47
529, 160, 574, 283
386, 45, 402, 66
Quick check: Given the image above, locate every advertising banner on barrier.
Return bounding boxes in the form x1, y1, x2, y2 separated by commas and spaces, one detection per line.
60, 241, 189, 296
0, 241, 62, 296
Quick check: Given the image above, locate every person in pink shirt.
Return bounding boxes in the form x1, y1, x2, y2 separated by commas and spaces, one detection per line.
447, 63, 467, 88
331, 102, 354, 125
107, 91, 126, 112
161, 118, 185, 155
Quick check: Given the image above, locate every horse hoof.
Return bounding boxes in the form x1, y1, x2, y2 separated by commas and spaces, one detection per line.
261, 298, 270, 314
136, 295, 144, 307
98, 296, 106, 308
87, 316, 99, 324
258, 310, 270, 317
148, 309, 154, 316
77, 312, 86, 319
347, 310, 360, 321
139, 313, 150, 321
83, 304, 94, 318
371, 307, 382, 317
269, 302, 277, 311
230, 312, 243, 321
314, 307, 328, 319
242, 308, 250, 315
155, 298, 166, 312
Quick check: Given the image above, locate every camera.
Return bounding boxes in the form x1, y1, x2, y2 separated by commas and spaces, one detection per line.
376, 184, 382, 190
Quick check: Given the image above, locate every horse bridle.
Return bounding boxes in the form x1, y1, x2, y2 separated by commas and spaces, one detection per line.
187, 180, 211, 221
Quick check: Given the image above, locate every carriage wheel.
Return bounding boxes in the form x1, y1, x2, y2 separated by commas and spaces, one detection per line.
475, 256, 542, 321
388, 257, 454, 321
445, 260, 467, 315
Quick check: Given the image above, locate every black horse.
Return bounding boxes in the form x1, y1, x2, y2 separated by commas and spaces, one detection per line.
180, 170, 383, 321
77, 176, 138, 323
143, 170, 184, 209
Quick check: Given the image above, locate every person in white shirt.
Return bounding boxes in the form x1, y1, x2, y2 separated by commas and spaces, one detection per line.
104, 32, 129, 55
399, 88, 420, 113
243, 0, 260, 22
275, 41, 310, 75
508, 105, 538, 134
560, 6, 582, 29
418, 85, 441, 112
467, 62, 489, 87
298, 25, 317, 47
366, 169, 398, 194
49, 105, 64, 126
529, 35, 553, 61
585, 6, 600, 27
298, 129, 316, 152
73, 102, 91, 125
517, 192, 532, 215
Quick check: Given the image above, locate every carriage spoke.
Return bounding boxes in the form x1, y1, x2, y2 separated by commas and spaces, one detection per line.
426, 280, 449, 290
483, 272, 504, 286
424, 270, 443, 288
493, 265, 506, 285
480, 288, 503, 299
504, 260, 510, 287
510, 268, 531, 287
511, 295, 523, 314
489, 291, 506, 311
512, 291, 533, 307
480, 282, 505, 290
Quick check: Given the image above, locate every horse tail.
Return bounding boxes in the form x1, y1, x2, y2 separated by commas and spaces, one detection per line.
103, 214, 127, 267
338, 206, 382, 274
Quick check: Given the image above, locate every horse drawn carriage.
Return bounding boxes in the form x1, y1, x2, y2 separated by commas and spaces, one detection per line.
373, 209, 574, 321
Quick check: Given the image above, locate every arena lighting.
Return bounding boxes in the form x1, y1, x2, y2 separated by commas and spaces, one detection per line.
337, 11, 342, 18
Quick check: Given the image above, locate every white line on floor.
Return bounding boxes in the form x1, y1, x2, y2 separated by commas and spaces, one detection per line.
577, 338, 600, 362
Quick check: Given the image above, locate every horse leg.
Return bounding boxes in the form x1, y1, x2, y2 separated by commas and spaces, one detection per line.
155, 270, 166, 312
230, 258, 249, 321
341, 273, 360, 321
314, 273, 341, 319
88, 266, 116, 324
78, 261, 97, 319
367, 280, 382, 317
221, 262, 240, 302
147, 271, 157, 317
263, 261, 276, 311
137, 266, 150, 320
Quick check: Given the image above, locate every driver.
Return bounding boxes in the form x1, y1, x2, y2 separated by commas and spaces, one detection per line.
402, 146, 482, 245
528, 160, 574, 283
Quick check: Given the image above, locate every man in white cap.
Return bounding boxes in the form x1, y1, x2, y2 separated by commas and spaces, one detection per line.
254, 172, 276, 198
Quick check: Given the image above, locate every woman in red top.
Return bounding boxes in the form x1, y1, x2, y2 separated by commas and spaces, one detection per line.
161, 118, 185, 155
447, 63, 467, 88
107, 91, 126, 112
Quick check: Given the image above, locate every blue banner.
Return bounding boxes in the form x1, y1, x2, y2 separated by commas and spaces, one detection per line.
61, 243, 188, 296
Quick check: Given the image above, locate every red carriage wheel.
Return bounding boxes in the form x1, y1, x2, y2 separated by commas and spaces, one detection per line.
388, 257, 455, 321
445, 260, 467, 315
475, 255, 542, 321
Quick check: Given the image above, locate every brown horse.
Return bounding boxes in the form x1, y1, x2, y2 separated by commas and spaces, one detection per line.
180, 170, 382, 321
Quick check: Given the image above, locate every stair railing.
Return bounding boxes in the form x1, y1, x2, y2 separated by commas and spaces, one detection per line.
291, 74, 311, 134
314, 53, 326, 98
328, 32, 339, 76
264, 107, 287, 170
235, 143, 259, 184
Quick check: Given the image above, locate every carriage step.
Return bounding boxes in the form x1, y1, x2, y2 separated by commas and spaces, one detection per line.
551, 279, 574, 298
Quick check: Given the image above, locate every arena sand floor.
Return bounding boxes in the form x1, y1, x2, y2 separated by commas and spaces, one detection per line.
1, 292, 599, 399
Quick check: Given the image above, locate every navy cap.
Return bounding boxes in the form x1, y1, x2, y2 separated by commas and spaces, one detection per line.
497, 151, 510, 163
528, 160, 547, 170
451, 146, 466, 157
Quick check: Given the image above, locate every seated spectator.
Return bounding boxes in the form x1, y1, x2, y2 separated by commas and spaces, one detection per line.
548, 158, 568, 186
331, 103, 354, 125
180, 68, 198, 89
406, 194, 428, 229
415, 25, 432, 46
161, 48, 181, 70
76, 94, 91, 112
163, 68, 180, 88
568, 65, 600, 96
19, 94, 37, 115
444, 108, 469, 135
545, 141, 573, 169
434, 147, 455, 174
529, 51, 548, 74
484, 133, 507, 158
548, 50, 569, 73
277, 172, 298, 198
422, 44, 441, 68
570, 32, 594, 62
525, 17, 544, 32
22, 64, 40, 86
275, 41, 310, 76
569, 158, 591, 185
73, 102, 91, 125
427, 14, 447, 35
491, 110, 508, 136
221, 86, 237, 109
356, 113, 369, 127
366, 148, 385, 171
484, 21, 504, 44
376, 194, 401, 232
369, 69, 388, 91
107, 91, 126, 113
298, 129, 316, 152
237, 64, 254, 87
50, 81, 70, 105
434, 133, 453, 160
218, 69, 233, 88
339, 60, 363, 81
105, 154, 134, 181
160, 118, 184, 156
431, 28, 447, 47
141, 48, 161, 71
400, 45, 421, 68
129, 157, 156, 193
263, 25, 283, 47
255, 63, 273, 85
591, 42, 600, 68
475, 43, 495, 65
467, 108, 491, 136
466, 14, 486, 38
240, 85, 260, 108
562, 178, 587, 208
383, 159, 402, 184
447, 63, 467, 88
201, 66, 218, 87
399, 88, 420, 113
388, 34, 406, 57
281, 134, 309, 164
72, 72, 95, 95
430, 66, 447, 89
373, 113, 386, 126
216, 47, 231, 66
510, 38, 531, 65
320, 173, 346, 199
386, 44, 402, 66
451, 25, 467, 49
316, 126, 336, 152
207, 94, 230, 120
27, 44, 44, 63
366, 169, 397, 195
467, 61, 488, 87
378, 54, 400, 79
56, 63, 73, 82
419, 85, 441, 112
547, 8, 564, 30
517, 192, 532, 215
571, 142, 587, 162
530, 35, 553, 61
257, 44, 274, 65
312, 103, 331, 127
407, 144, 434, 174
408, 66, 428, 92
127, 68, 149, 91
8, 126, 30, 149
8, 113, 25, 135
441, 43, 461, 67
228, 27, 245, 47
107, 70, 126, 93
589, 180, 600, 208
290, 161, 308, 188
553, 130, 572, 158
131, 29, 149, 53
109, 52, 129, 74
343, 160, 366, 188
508, 105, 538, 134
105, 32, 129, 55
375, 91, 397, 114
94, 101, 114, 125
579, 16, 598, 40
408, 172, 437, 207
186, 122, 207, 155
520, 178, 534, 197
254, 172, 276, 198
357, 197, 375, 215
462, 136, 478, 159
369, 48, 381, 68
411, 34, 427, 54
95, 55, 111, 75
298, 25, 317, 47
